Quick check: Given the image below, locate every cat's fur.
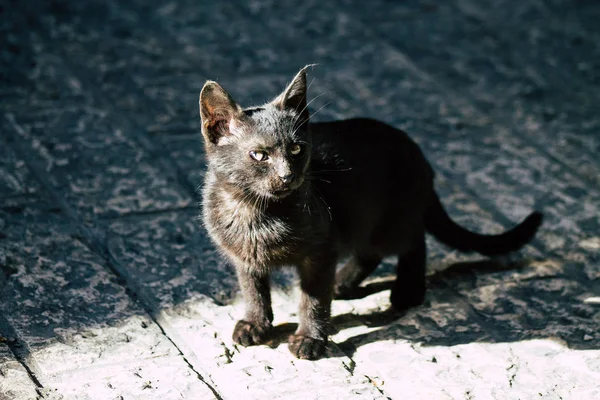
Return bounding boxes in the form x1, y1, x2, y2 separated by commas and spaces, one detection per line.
198, 66, 543, 360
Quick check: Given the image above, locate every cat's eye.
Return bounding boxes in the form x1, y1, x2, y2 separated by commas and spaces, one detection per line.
289, 144, 303, 156
249, 150, 268, 161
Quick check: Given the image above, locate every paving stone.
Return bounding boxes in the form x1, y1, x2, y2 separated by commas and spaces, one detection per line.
325, 267, 600, 398
453, 0, 600, 97
346, 338, 600, 399
5, 113, 191, 220
2, 10, 193, 219
19, 0, 298, 136
0, 198, 172, 375
107, 0, 297, 76
450, 0, 600, 186
0, 342, 39, 400
0, 5, 86, 116
0, 0, 36, 110
50, 357, 215, 400
13, 0, 356, 138
0, 130, 40, 199
0, 197, 214, 398
156, 134, 207, 192
4, 38, 192, 220
452, 274, 599, 345
417, 121, 600, 280
404, 117, 600, 281
237, 0, 394, 73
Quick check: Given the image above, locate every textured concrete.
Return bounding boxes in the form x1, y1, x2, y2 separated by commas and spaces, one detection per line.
1, 0, 599, 399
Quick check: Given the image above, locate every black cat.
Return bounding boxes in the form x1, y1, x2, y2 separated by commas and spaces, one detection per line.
198, 66, 542, 360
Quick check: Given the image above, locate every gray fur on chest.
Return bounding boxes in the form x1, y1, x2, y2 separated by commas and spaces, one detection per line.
204, 188, 296, 267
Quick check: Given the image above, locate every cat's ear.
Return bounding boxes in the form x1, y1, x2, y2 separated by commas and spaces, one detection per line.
199, 81, 245, 145
273, 66, 310, 121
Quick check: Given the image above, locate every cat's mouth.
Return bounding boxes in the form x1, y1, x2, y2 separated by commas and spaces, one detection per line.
272, 188, 293, 198
269, 177, 304, 199
271, 184, 301, 199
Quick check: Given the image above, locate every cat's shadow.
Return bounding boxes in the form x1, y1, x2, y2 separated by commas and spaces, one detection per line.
267, 305, 401, 351
265, 257, 598, 357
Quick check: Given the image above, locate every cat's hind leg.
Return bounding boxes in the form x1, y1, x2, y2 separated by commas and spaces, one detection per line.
390, 234, 427, 311
334, 254, 382, 299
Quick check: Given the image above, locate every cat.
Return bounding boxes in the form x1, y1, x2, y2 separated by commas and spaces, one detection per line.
198, 66, 543, 360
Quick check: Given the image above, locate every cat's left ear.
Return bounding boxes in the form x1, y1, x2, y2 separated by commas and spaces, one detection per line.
273, 66, 310, 122
199, 81, 245, 146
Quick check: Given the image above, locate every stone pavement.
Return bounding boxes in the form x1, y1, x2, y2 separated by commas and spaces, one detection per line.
1, 0, 599, 398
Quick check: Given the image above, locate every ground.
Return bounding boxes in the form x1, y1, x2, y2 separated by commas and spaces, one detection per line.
1, 0, 599, 399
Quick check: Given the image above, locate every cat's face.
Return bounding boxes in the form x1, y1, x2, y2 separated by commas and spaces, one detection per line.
207, 106, 311, 199
199, 67, 312, 200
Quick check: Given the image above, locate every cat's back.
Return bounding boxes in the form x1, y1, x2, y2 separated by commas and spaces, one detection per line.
309, 117, 431, 178
308, 118, 435, 251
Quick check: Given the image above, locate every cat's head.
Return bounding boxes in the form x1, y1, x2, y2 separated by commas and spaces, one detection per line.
199, 67, 312, 200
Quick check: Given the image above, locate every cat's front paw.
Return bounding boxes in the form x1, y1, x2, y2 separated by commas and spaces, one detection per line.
232, 320, 271, 346
288, 335, 327, 360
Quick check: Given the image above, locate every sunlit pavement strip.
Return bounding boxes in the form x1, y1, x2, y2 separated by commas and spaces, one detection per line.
1, 0, 599, 398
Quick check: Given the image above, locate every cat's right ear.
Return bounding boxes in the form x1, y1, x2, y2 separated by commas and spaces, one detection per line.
199, 81, 245, 146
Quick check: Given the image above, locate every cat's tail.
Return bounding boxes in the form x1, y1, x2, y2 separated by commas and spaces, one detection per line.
424, 193, 543, 256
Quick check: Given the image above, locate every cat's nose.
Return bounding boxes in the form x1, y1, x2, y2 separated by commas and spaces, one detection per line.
279, 173, 295, 185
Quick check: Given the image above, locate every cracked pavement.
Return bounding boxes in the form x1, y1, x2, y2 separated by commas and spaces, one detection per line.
1, 0, 599, 398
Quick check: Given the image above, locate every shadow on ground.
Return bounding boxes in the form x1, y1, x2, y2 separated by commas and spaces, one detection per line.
259, 258, 600, 358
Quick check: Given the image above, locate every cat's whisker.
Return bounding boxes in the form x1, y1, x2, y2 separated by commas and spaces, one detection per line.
310, 167, 353, 174
297, 91, 328, 120
292, 111, 313, 129
292, 91, 325, 121
240, 191, 253, 207
306, 174, 332, 185
239, 189, 266, 214
306, 76, 316, 93
291, 115, 313, 137
312, 187, 332, 221
291, 101, 330, 137
249, 189, 266, 214
251, 191, 267, 214
307, 101, 330, 121
291, 92, 329, 135
260, 194, 268, 213
291, 123, 307, 138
